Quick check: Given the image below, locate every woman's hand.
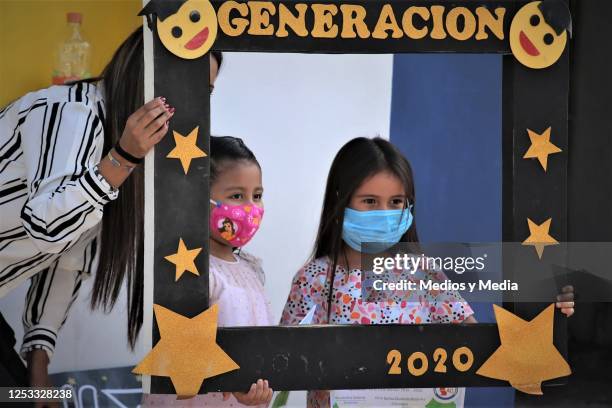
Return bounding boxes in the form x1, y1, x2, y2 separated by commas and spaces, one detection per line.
98, 97, 174, 189
118, 97, 174, 159
556, 285, 575, 317
223, 379, 273, 406
27, 349, 59, 408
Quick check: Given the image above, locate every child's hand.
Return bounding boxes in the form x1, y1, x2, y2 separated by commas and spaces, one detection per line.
223, 379, 273, 406
556, 285, 575, 317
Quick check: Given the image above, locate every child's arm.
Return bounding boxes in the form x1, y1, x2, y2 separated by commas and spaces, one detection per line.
556, 285, 575, 317
223, 379, 273, 407
463, 315, 478, 324
280, 261, 328, 325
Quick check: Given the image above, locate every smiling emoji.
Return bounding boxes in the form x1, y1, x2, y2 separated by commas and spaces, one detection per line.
510, 1, 572, 69
140, 0, 218, 59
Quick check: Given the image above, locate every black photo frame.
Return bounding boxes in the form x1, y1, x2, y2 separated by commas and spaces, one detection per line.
142, 0, 570, 394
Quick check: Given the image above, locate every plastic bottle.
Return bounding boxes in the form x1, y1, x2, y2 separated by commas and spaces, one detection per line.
52, 12, 91, 85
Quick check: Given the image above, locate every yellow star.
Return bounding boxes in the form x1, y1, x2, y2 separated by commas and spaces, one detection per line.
133, 304, 239, 398
164, 238, 202, 281
476, 304, 571, 395
166, 126, 207, 174
523, 127, 562, 171
522, 218, 559, 259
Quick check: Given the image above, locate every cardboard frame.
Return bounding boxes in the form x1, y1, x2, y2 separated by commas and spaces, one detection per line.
142, 0, 570, 393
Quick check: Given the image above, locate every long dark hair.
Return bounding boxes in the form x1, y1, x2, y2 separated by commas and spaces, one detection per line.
89, 28, 145, 349
312, 137, 419, 321
89, 28, 223, 347
210, 136, 260, 184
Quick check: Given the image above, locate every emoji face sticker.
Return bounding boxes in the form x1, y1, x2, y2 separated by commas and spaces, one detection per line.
510, 1, 570, 69
141, 0, 218, 60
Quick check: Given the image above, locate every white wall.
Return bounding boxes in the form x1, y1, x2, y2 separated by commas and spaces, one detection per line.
212, 52, 393, 319
0, 53, 393, 402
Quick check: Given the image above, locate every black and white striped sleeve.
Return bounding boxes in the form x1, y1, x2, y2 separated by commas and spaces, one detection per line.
20, 237, 97, 359
20, 262, 84, 359
18, 101, 117, 254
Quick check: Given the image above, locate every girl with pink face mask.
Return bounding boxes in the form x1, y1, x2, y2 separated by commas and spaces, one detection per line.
209, 135, 273, 406
143, 136, 273, 407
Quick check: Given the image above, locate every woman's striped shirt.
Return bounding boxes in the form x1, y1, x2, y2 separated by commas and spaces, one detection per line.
0, 83, 117, 359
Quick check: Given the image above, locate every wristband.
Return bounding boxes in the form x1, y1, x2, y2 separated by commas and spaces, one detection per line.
114, 142, 143, 164
108, 150, 136, 173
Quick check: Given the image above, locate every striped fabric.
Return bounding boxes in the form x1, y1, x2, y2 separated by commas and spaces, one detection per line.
0, 83, 117, 359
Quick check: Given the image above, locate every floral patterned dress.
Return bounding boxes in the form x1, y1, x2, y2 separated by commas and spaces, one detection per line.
280, 256, 474, 408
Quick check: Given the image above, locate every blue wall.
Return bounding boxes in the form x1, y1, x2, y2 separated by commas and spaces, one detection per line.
390, 54, 513, 407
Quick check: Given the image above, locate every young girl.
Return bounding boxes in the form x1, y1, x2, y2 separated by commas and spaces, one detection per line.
144, 136, 273, 407
280, 137, 575, 407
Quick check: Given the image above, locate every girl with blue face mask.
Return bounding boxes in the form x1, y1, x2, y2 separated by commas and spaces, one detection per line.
280, 137, 574, 408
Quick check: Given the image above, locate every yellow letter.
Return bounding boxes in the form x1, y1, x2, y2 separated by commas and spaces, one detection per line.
217, 0, 249, 37
277, 3, 308, 37
311, 4, 338, 38
402, 7, 430, 39
446, 7, 476, 41
248, 1, 276, 36
372, 4, 403, 39
475, 6, 505, 40
340, 4, 370, 39
430, 5, 446, 39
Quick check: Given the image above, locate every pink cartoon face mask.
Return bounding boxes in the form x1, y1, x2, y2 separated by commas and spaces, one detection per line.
209, 199, 264, 247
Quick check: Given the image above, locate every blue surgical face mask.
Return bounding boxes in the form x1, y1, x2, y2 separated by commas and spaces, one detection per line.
342, 206, 413, 254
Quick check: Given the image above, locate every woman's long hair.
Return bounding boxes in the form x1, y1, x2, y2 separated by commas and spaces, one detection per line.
89, 28, 222, 347
89, 28, 145, 348
312, 137, 419, 321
